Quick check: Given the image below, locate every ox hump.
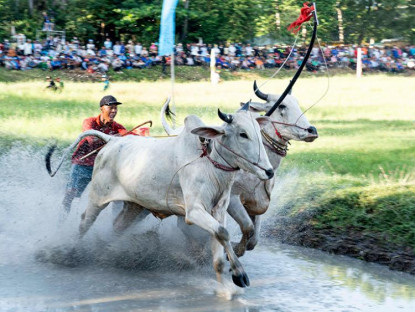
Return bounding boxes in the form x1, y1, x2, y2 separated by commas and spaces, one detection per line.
184, 115, 205, 132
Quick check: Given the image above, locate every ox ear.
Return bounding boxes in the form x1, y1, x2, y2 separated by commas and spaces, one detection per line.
191, 126, 225, 139
242, 101, 267, 113
256, 116, 271, 129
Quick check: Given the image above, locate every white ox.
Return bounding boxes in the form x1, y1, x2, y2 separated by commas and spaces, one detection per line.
161, 81, 318, 257
46, 104, 273, 288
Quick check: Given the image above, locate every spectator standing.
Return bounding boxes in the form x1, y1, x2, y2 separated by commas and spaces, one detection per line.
141, 47, 149, 57
86, 39, 95, 51
228, 44, 236, 57
42, 12, 53, 31
176, 43, 183, 54
245, 43, 253, 56
112, 56, 123, 71
149, 42, 157, 57
72, 37, 80, 49
212, 44, 220, 56
126, 40, 134, 54
200, 44, 208, 57
24, 39, 33, 56
55, 77, 64, 92
113, 41, 121, 55
120, 42, 126, 54
104, 38, 113, 50
253, 46, 260, 57
102, 75, 110, 91
218, 44, 224, 55
17, 38, 25, 56
98, 46, 107, 57
134, 42, 142, 56
190, 44, 199, 57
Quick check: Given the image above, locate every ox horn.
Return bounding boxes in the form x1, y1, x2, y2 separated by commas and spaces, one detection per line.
240, 100, 251, 111
253, 80, 268, 101
218, 109, 233, 123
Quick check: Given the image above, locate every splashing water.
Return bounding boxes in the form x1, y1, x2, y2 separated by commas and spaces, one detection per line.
1, 146, 415, 311
0, 145, 213, 270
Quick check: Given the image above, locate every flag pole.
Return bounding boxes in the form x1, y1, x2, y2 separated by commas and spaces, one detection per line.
159, 0, 179, 128
170, 49, 176, 127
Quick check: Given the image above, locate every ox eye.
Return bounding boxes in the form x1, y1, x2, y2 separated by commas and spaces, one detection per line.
279, 105, 287, 110
240, 132, 249, 139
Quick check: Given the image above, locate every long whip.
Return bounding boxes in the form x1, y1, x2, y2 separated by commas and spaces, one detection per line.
265, 2, 319, 117
79, 120, 153, 161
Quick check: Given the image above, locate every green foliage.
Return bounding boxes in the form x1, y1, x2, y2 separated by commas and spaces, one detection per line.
271, 169, 415, 250
0, 0, 412, 45
313, 184, 415, 249
339, 0, 414, 44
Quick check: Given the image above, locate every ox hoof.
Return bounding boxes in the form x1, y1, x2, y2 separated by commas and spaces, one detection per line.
230, 242, 245, 258
246, 242, 257, 251
232, 272, 250, 288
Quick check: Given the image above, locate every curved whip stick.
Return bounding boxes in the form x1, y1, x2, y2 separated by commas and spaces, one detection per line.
265, 2, 319, 117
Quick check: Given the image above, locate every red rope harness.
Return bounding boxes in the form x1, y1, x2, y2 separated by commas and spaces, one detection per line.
215, 140, 270, 172
199, 138, 271, 173
200, 143, 239, 172
271, 120, 309, 132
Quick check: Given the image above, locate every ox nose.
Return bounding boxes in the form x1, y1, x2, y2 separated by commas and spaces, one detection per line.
307, 126, 318, 135
265, 169, 274, 179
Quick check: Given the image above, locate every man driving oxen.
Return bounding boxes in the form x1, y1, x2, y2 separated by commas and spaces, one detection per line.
62, 95, 129, 215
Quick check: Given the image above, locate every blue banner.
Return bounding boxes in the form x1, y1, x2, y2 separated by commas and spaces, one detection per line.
158, 0, 179, 56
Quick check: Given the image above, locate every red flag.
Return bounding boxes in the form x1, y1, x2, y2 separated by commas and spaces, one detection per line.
287, 2, 315, 34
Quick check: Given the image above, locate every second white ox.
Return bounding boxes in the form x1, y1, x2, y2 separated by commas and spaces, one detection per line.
161, 81, 318, 257
51, 104, 273, 288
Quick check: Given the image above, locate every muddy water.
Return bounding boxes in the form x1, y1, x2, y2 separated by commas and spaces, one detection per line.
1, 147, 415, 312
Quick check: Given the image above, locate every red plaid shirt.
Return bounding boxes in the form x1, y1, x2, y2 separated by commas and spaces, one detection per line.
72, 115, 127, 166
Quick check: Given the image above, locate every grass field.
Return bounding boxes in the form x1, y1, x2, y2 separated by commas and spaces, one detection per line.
1, 74, 414, 175
1, 74, 414, 249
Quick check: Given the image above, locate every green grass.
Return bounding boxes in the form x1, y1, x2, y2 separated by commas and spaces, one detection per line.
1, 74, 414, 249
0, 66, 353, 83
1, 75, 414, 175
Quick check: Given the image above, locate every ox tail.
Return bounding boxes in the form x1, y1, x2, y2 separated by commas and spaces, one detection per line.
45, 130, 112, 177
160, 97, 175, 136
45, 145, 56, 176
160, 97, 183, 136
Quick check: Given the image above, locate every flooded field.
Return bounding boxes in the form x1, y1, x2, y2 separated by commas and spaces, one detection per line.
1, 147, 415, 312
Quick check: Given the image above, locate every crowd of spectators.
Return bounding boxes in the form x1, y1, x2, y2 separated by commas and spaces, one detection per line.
0, 35, 414, 74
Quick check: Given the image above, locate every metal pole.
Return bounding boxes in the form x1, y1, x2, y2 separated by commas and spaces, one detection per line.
170, 49, 176, 128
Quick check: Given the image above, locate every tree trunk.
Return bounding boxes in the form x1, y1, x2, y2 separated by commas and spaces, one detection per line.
275, 0, 280, 31
358, 2, 372, 44
181, 0, 190, 42
336, 1, 344, 43
28, 0, 33, 15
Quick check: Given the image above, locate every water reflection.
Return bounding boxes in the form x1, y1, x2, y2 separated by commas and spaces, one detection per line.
262, 240, 415, 305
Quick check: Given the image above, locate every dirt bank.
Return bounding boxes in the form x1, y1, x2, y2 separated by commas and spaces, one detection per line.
266, 216, 415, 275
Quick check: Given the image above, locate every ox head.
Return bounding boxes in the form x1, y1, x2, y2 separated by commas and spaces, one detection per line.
191, 102, 274, 181
251, 81, 318, 142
